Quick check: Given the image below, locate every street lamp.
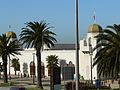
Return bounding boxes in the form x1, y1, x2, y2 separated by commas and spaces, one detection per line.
75, 0, 80, 90
32, 53, 35, 84
8, 56, 11, 80
82, 41, 93, 84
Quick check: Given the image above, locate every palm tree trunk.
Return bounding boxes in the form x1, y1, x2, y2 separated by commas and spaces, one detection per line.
15, 65, 16, 75
15, 70, 16, 75
50, 66, 54, 90
118, 79, 120, 90
36, 49, 43, 89
2, 56, 8, 83
3, 64, 8, 83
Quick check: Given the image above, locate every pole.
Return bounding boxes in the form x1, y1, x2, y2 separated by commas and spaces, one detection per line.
75, 0, 80, 90
89, 37, 93, 84
9, 56, 11, 80
0, 62, 1, 79
89, 44, 93, 84
8, 26, 11, 80
90, 54, 93, 84
33, 53, 35, 84
64, 66, 65, 90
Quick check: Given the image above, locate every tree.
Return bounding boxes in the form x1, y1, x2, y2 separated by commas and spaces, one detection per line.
46, 55, 59, 76
19, 21, 57, 88
46, 55, 59, 67
93, 24, 120, 79
11, 58, 20, 75
46, 55, 59, 90
0, 34, 22, 83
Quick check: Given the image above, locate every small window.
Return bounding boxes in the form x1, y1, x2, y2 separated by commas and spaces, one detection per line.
88, 37, 91, 45
84, 40, 87, 46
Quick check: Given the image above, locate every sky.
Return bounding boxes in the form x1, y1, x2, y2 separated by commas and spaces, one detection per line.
0, 0, 120, 43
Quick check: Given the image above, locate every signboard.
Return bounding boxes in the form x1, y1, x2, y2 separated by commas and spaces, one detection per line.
53, 66, 61, 85
62, 67, 75, 80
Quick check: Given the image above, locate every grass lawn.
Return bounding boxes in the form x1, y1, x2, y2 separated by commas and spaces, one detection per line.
0, 82, 13, 87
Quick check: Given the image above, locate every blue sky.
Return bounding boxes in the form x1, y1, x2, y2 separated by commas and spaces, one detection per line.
0, 0, 120, 43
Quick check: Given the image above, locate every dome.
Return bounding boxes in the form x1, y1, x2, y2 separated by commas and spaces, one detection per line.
88, 24, 102, 33
5, 31, 17, 38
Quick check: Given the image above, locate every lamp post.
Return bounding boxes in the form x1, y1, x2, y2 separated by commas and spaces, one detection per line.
89, 37, 93, 84
32, 53, 35, 84
8, 56, 11, 80
75, 0, 80, 90
89, 44, 93, 84
8, 25, 11, 80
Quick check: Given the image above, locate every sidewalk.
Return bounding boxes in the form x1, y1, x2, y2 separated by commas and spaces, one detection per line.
0, 76, 65, 90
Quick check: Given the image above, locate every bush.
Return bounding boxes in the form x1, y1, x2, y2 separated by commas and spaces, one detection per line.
0, 82, 13, 87
65, 81, 110, 90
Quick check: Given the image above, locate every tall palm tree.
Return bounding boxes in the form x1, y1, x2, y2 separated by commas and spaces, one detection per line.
19, 21, 57, 88
11, 58, 20, 75
0, 34, 22, 83
93, 24, 120, 79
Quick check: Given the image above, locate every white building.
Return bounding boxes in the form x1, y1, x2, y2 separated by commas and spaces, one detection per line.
3, 23, 102, 80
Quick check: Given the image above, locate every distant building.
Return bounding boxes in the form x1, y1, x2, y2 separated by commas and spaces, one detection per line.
1, 23, 102, 80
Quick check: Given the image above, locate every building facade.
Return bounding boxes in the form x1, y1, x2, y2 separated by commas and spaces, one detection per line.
1, 23, 102, 80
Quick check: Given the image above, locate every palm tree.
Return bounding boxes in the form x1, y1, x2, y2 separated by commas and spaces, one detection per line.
46, 55, 59, 90
46, 55, 59, 67
46, 55, 59, 75
0, 34, 22, 83
19, 21, 57, 88
11, 58, 20, 75
93, 24, 120, 79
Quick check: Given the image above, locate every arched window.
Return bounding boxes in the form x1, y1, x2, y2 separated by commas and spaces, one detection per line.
84, 39, 87, 46
88, 37, 91, 46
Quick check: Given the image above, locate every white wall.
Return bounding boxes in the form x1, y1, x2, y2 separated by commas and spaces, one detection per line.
0, 32, 99, 80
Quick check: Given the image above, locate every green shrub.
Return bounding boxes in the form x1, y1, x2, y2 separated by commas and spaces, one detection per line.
65, 81, 110, 90
0, 82, 12, 87
113, 89, 119, 90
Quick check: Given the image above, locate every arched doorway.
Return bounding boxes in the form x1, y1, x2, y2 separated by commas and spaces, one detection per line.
30, 61, 35, 76
29, 61, 45, 78
41, 62, 45, 78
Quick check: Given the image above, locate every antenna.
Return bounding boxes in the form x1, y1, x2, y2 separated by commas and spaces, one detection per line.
8, 25, 12, 31
9, 25, 11, 29
93, 10, 96, 23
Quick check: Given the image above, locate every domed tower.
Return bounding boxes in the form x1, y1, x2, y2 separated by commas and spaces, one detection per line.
88, 24, 102, 34
5, 31, 17, 41
5, 31, 17, 38
87, 24, 102, 43
87, 24, 102, 80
